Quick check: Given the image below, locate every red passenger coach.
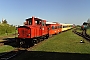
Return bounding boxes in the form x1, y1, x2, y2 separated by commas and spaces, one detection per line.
46, 22, 55, 35
17, 16, 49, 47
46, 22, 62, 37
55, 23, 62, 34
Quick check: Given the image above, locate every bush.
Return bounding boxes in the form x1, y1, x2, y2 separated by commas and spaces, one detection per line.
0, 24, 16, 35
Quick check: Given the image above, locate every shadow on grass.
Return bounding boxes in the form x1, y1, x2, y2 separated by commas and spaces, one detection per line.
2, 38, 34, 48
2, 38, 19, 47
11, 51, 90, 60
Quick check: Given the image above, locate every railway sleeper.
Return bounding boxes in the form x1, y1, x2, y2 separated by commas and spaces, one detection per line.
0, 50, 26, 60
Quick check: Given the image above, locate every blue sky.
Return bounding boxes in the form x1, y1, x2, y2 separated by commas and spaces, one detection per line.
0, 0, 90, 25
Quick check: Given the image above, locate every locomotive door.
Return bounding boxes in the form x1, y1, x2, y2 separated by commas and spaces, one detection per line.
41, 21, 46, 36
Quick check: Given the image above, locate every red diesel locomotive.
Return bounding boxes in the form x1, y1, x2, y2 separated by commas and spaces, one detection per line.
18, 16, 48, 39
17, 16, 49, 47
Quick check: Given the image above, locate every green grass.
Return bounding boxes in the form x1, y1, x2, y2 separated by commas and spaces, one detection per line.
30, 30, 90, 53
0, 45, 14, 53
87, 28, 90, 35
76, 29, 82, 33
12, 29, 90, 60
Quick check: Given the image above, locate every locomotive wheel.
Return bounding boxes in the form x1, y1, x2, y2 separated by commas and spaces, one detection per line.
33, 39, 39, 45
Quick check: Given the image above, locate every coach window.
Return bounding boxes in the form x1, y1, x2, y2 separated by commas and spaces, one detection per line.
61, 26, 62, 28
52, 26, 54, 29
63, 26, 64, 28
55, 26, 57, 29
57, 26, 58, 28
63, 26, 67, 28
59, 26, 61, 28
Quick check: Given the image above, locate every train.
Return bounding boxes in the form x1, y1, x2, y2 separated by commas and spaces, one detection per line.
17, 16, 75, 47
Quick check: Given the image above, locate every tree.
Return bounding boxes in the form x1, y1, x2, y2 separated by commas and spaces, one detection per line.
2, 19, 8, 24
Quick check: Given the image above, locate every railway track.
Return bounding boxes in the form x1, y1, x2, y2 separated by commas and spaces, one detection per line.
0, 48, 27, 60
0, 37, 48, 60
72, 29, 90, 42
0, 39, 46, 60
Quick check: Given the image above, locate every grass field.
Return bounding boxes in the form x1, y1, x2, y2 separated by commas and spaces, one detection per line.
12, 29, 90, 60
0, 31, 17, 53
87, 28, 90, 35
0, 45, 14, 53
30, 29, 90, 53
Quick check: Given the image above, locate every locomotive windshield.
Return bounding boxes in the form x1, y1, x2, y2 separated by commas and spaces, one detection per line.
35, 19, 46, 26
25, 18, 32, 25
28, 19, 32, 25
35, 20, 41, 25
